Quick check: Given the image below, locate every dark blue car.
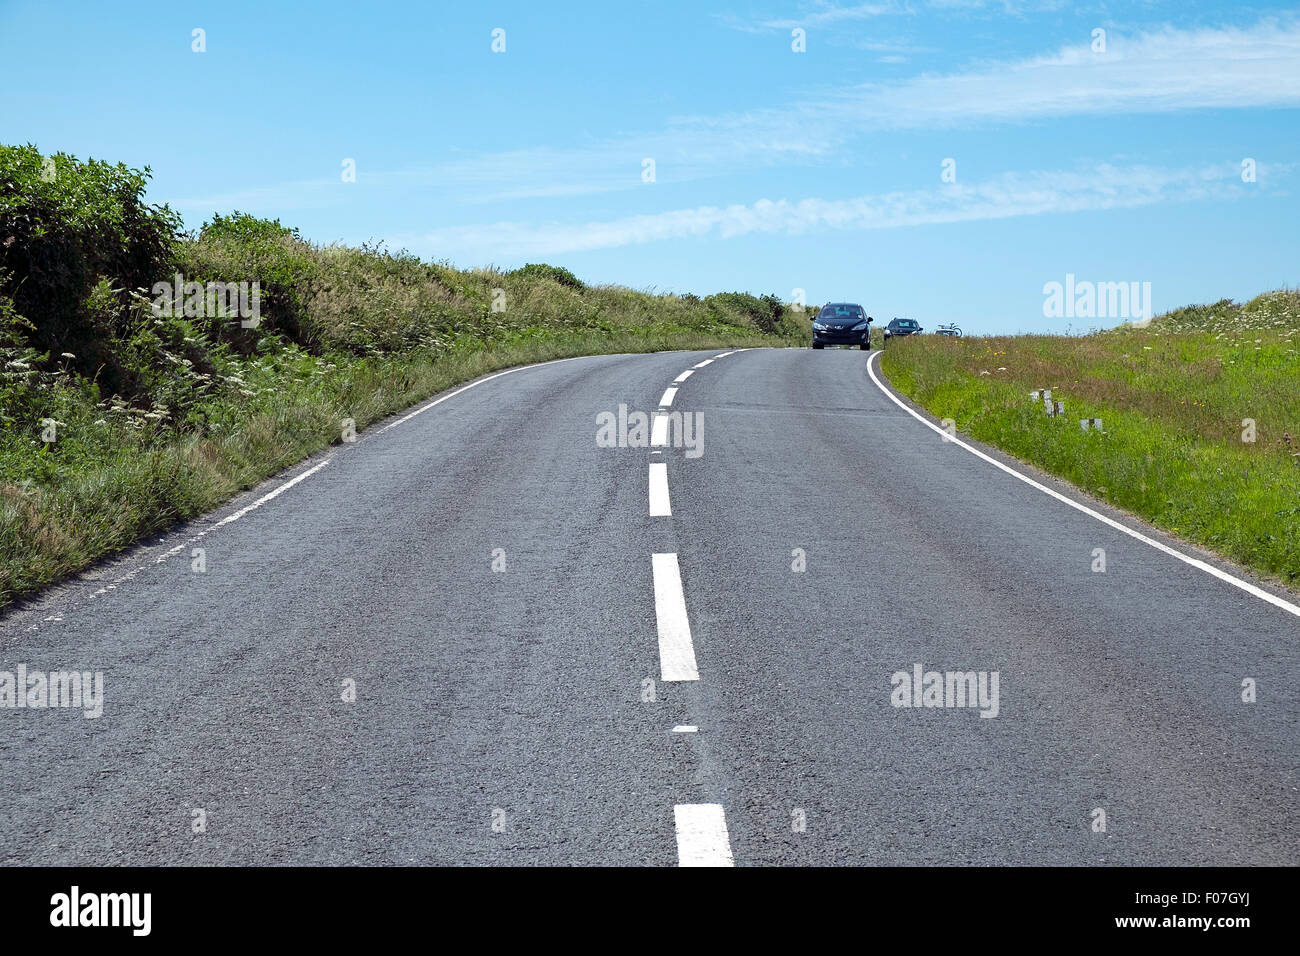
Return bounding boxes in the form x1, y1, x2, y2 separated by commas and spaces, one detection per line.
811, 302, 872, 350
882, 317, 923, 342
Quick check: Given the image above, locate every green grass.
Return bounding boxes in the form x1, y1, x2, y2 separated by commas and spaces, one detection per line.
880, 290, 1300, 587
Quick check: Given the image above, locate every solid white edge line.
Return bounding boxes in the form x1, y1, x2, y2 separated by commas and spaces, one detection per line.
151, 355, 594, 561
652, 553, 700, 681
659, 387, 678, 407
215, 356, 589, 534
381, 356, 584, 433
209, 459, 332, 531
674, 804, 734, 866
649, 462, 672, 517
866, 350, 1300, 620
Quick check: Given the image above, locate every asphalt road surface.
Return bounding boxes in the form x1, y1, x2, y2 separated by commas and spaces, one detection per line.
2, 347, 1297, 866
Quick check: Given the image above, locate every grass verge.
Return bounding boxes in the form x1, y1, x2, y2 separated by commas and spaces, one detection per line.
879, 291, 1300, 588
1, 326, 789, 607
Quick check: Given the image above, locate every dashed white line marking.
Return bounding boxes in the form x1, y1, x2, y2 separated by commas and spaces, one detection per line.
648, 463, 672, 517
692, 359, 713, 369
651, 553, 699, 681
659, 387, 678, 407
671, 725, 698, 733
650, 413, 670, 447
714, 351, 734, 358
866, 350, 1300, 620
673, 370, 694, 383
674, 804, 734, 866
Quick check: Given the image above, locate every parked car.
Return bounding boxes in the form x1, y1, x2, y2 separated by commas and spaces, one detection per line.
882, 317, 922, 342
811, 302, 873, 350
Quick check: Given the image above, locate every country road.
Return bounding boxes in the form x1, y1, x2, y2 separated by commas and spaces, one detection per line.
1, 347, 1297, 866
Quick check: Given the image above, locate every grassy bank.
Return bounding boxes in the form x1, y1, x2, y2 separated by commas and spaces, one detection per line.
0, 144, 803, 606
880, 290, 1300, 587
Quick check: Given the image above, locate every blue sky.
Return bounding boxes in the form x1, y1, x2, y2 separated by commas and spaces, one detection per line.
2, 0, 1298, 332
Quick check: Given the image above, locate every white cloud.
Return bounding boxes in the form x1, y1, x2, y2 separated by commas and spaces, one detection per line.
722, 0, 1074, 33
757, 2, 901, 30
393, 162, 1247, 260
845, 20, 1300, 125
166, 19, 1300, 212
422, 19, 1300, 199
714, 2, 901, 34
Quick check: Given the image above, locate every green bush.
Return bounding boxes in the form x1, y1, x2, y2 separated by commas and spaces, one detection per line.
509, 262, 586, 290
0, 143, 180, 395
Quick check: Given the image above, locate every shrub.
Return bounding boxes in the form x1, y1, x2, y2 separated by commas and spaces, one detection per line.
0, 143, 180, 394
509, 262, 586, 290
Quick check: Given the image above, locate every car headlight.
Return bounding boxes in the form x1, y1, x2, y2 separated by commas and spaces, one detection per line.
811, 322, 827, 331
851, 320, 868, 331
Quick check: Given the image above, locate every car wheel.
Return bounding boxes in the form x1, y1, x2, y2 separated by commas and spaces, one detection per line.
859, 341, 870, 350
812, 342, 824, 349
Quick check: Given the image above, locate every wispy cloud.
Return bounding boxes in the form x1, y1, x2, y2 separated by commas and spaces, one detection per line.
166, 19, 1300, 213
837, 19, 1300, 125
720, 0, 1068, 34
422, 19, 1300, 197
392, 162, 1252, 260
757, 2, 900, 31
714, 2, 901, 34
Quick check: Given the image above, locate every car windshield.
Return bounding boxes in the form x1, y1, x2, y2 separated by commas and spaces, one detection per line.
894, 319, 917, 328
822, 305, 863, 319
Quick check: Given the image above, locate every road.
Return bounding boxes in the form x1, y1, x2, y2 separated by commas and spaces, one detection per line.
1, 347, 1297, 866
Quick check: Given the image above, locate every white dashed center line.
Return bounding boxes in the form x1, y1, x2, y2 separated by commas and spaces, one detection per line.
648, 462, 671, 517
651, 553, 699, 681
674, 804, 734, 867
650, 413, 670, 447
645, 351, 750, 865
